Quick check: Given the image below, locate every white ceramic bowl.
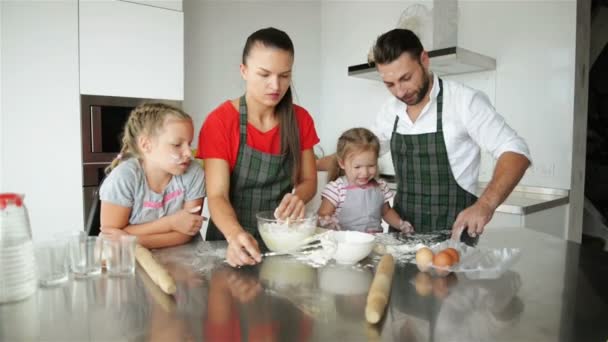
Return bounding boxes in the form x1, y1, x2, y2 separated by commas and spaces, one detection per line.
329, 231, 375, 265
257, 211, 317, 252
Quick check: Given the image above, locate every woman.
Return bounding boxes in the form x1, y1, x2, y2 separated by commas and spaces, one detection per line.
197, 27, 319, 267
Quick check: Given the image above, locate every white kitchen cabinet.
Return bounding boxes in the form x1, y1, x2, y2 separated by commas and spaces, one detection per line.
79, 0, 184, 100
119, 0, 182, 12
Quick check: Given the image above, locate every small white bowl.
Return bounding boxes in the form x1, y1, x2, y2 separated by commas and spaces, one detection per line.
329, 231, 375, 265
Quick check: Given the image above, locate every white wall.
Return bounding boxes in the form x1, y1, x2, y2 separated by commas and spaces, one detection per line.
1, 1, 82, 241
319, 1, 421, 173
184, 0, 322, 145
458, 1, 576, 190
0, 2, 3, 190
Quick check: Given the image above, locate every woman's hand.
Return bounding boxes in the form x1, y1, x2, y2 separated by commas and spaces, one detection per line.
170, 209, 205, 236
274, 193, 305, 220
225, 230, 261, 267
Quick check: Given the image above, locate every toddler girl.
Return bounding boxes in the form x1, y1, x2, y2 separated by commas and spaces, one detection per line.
318, 128, 413, 233
99, 103, 206, 248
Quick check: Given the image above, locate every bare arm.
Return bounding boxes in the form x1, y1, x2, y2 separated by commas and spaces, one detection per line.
204, 158, 246, 240
275, 149, 318, 219
204, 158, 261, 266
382, 203, 414, 233
452, 151, 530, 237
381, 203, 402, 228
100, 198, 203, 249
318, 198, 336, 217
136, 232, 194, 249
477, 152, 530, 211
316, 154, 336, 171
293, 149, 318, 203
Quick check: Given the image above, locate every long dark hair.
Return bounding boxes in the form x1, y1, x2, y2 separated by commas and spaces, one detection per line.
242, 27, 301, 185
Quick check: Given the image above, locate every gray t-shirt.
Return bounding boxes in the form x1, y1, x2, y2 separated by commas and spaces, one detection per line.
99, 158, 205, 225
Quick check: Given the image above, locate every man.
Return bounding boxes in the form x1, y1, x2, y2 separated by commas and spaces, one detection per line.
318, 29, 531, 239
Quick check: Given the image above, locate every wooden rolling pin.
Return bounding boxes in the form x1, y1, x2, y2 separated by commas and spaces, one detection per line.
365, 254, 395, 324
136, 267, 176, 313
135, 244, 177, 295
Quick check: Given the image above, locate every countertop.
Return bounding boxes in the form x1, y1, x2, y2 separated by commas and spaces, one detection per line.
1, 227, 606, 341
380, 174, 569, 215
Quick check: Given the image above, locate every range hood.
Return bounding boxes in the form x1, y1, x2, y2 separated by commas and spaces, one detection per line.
348, 0, 496, 80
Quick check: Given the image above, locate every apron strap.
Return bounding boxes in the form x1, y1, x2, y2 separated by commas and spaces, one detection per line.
391, 78, 444, 133
238, 95, 248, 142
436, 78, 444, 132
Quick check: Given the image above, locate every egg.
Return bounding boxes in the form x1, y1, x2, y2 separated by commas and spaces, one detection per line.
443, 248, 460, 264
433, 251, 455, 276
433, 251, 454, 267
415, 247, 434, 272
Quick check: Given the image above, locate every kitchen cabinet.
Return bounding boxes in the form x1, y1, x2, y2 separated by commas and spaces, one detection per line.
79, 0, 184, 100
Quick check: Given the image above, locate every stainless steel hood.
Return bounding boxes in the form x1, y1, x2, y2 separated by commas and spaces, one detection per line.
348, 0, 496, 81
348, 46, 496, 81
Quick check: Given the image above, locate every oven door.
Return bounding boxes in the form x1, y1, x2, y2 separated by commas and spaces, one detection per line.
82, 163, 109, 236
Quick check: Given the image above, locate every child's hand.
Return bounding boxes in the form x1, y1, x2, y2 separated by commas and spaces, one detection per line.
319, 215, 340, 230
170, 209, 205, 236
398, 220, 414, 234
100, 226, 129, 239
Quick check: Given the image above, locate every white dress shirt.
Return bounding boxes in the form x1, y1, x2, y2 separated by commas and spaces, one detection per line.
371, 73, 532, 194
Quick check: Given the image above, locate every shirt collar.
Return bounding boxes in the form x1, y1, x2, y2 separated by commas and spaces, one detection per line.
394, 73, 440, 121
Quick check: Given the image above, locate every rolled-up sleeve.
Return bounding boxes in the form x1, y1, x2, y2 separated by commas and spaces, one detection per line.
463, 91, 532, 164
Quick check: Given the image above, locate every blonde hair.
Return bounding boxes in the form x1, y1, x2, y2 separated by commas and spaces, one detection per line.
328, 128, 381, 181
105, 103, 192, 174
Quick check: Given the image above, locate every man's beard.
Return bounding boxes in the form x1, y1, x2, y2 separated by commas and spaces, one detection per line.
400, 72, 430, 106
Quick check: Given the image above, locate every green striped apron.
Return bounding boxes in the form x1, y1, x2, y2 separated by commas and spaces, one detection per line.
390, 79, 477, 233
206, 96, 293, 240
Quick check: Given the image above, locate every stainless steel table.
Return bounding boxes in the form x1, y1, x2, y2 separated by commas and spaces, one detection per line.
1, 227, 606, 341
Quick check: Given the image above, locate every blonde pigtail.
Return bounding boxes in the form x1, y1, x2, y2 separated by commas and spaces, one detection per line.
104, 102, 191, 175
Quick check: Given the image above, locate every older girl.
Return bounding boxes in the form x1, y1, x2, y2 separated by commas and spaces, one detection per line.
100, 103, 205, 248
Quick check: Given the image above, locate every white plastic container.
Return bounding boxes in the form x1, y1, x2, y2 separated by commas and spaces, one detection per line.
426, 240, 521, 280
0, 193, 37, 303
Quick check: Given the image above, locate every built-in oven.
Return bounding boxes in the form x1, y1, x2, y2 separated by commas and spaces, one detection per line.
80, 95, 181, 235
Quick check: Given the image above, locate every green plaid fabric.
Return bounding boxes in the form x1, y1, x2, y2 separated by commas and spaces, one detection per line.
206, 96, 292, 240
390, 79, 477, 233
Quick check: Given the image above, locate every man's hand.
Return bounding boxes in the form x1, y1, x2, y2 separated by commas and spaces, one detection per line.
451, 200, 494, 240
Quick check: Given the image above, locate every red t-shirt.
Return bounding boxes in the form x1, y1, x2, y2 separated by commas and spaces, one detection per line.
197, 100, 320, 171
